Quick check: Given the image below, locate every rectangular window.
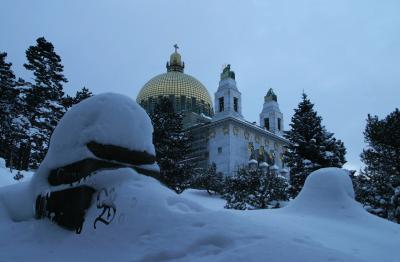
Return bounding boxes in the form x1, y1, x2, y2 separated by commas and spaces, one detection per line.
218, 147, 222, 154
192, 97, 197, 112
278, 118, 281, 131
219, 97, 224, 112
233, 97, 238, 112
180, 95, 186, 111
264, 118, 270, 130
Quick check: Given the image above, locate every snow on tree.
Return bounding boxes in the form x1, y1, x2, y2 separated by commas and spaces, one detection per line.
150, 97, 193, 194
62, 86, 93, 110
190, 163, 224, 195
223, 166, 289, 210
353, 108, 400, 223
23, 37, 68, 168
284, 93, 346, 198
0, 52, 30, 170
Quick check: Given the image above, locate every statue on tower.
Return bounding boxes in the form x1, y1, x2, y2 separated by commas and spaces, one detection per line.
265, 88, 277, 102
220, 64, 235, 80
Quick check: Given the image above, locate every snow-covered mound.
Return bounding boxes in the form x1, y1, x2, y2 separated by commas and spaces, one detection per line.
0, 92, 399, 261
37, 92, 154, 176
1, 93, 158, 228
284, 168, 366, 218
1, 166, 399, 261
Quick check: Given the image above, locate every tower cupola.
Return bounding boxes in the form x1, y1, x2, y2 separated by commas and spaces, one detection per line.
212, 65, 243, 121
166, 44, 185, 73
259, 88, 284, 134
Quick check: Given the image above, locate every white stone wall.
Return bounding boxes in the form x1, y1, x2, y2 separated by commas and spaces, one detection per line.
259, 100, 284, 135
208, 119, 287, 176
213, 78, 243, 121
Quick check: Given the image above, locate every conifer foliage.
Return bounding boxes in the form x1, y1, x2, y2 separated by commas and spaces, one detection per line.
150, 97, 193, 193
223, 166, 289, 210
0, 52, 30, 170
352, 109, 400, 223
24, 37, 68, 168
284, 93, 346, 197
0, 37, 92, 170
190, 163, 224, 195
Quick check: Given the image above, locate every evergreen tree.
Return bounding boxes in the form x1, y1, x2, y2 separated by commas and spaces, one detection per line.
73, 86, 92, 104
150, 97, 193, 193
23, 37, 68, 168
284, 93, 346, 197
223, 166, 289, 210
0, 52, 30, 170
190, 163, 224, 195
353, 109, 400, 223
62, 87, 93, 110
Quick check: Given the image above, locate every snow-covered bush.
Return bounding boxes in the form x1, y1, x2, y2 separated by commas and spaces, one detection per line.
189, 164, 224, 195
223, 166, 289, 210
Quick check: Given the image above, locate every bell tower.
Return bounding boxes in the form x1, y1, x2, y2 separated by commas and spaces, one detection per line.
259, 88, 284, 134
212, 64, 243, 121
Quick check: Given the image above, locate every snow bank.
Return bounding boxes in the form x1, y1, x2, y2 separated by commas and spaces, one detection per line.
284, 167, 365, 217
1, 167, 399, 261
40, 92, 154, 172
30, 93, 156, 197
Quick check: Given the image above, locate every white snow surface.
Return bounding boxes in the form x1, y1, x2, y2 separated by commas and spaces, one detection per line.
31, 93, 155, 198
0, 167, 399, 261
0, 94, 398, 261
0, 160, 33, 187
40, 92, 154, 172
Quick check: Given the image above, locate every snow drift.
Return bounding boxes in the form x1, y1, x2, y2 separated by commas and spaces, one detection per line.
0, 93, 399, 261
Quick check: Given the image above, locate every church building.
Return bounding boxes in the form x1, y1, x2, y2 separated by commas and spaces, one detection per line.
137, 46, 290, 177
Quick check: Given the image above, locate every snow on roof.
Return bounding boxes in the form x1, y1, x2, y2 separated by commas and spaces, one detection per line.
270, 164, 279, 170
259, 161, 268, 167
248, 159, 258, 164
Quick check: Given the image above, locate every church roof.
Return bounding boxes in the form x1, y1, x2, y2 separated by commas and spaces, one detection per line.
136, 45, 213, 112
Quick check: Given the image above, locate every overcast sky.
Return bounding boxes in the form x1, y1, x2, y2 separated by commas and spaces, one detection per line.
1, 0, 399, 170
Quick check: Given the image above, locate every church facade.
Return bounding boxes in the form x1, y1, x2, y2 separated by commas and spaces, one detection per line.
137, 47, 290, 177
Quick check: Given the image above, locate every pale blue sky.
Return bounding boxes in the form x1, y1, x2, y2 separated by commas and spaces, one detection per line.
1, 0, 400, 170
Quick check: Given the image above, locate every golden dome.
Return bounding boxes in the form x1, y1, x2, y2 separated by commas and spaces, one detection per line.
137, 46, 213, 117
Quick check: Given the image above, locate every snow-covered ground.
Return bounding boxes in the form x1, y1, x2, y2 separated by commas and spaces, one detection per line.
0, 158, 33, 187
0, 94, 398, 261
0, 166, 399, 262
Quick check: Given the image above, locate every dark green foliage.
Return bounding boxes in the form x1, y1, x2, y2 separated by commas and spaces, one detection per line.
62, 86, 93, 110
284, 93, 346, 197
1, 39, 92, 170
150, 97, 193, 194
353, 109, 400, 223
23, 37, 68, 168
0, 52, 31, 170
223, 166, 290, 210
190, 163, 224, 195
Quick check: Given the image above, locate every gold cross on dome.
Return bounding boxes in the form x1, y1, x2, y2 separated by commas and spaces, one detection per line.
174, 44, 179, 52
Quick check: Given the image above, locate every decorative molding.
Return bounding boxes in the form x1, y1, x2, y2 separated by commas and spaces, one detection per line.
223, 125, 229, 135
244, 130, 250, 140
209, 130, 216, 138
233, 126, 239, 136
